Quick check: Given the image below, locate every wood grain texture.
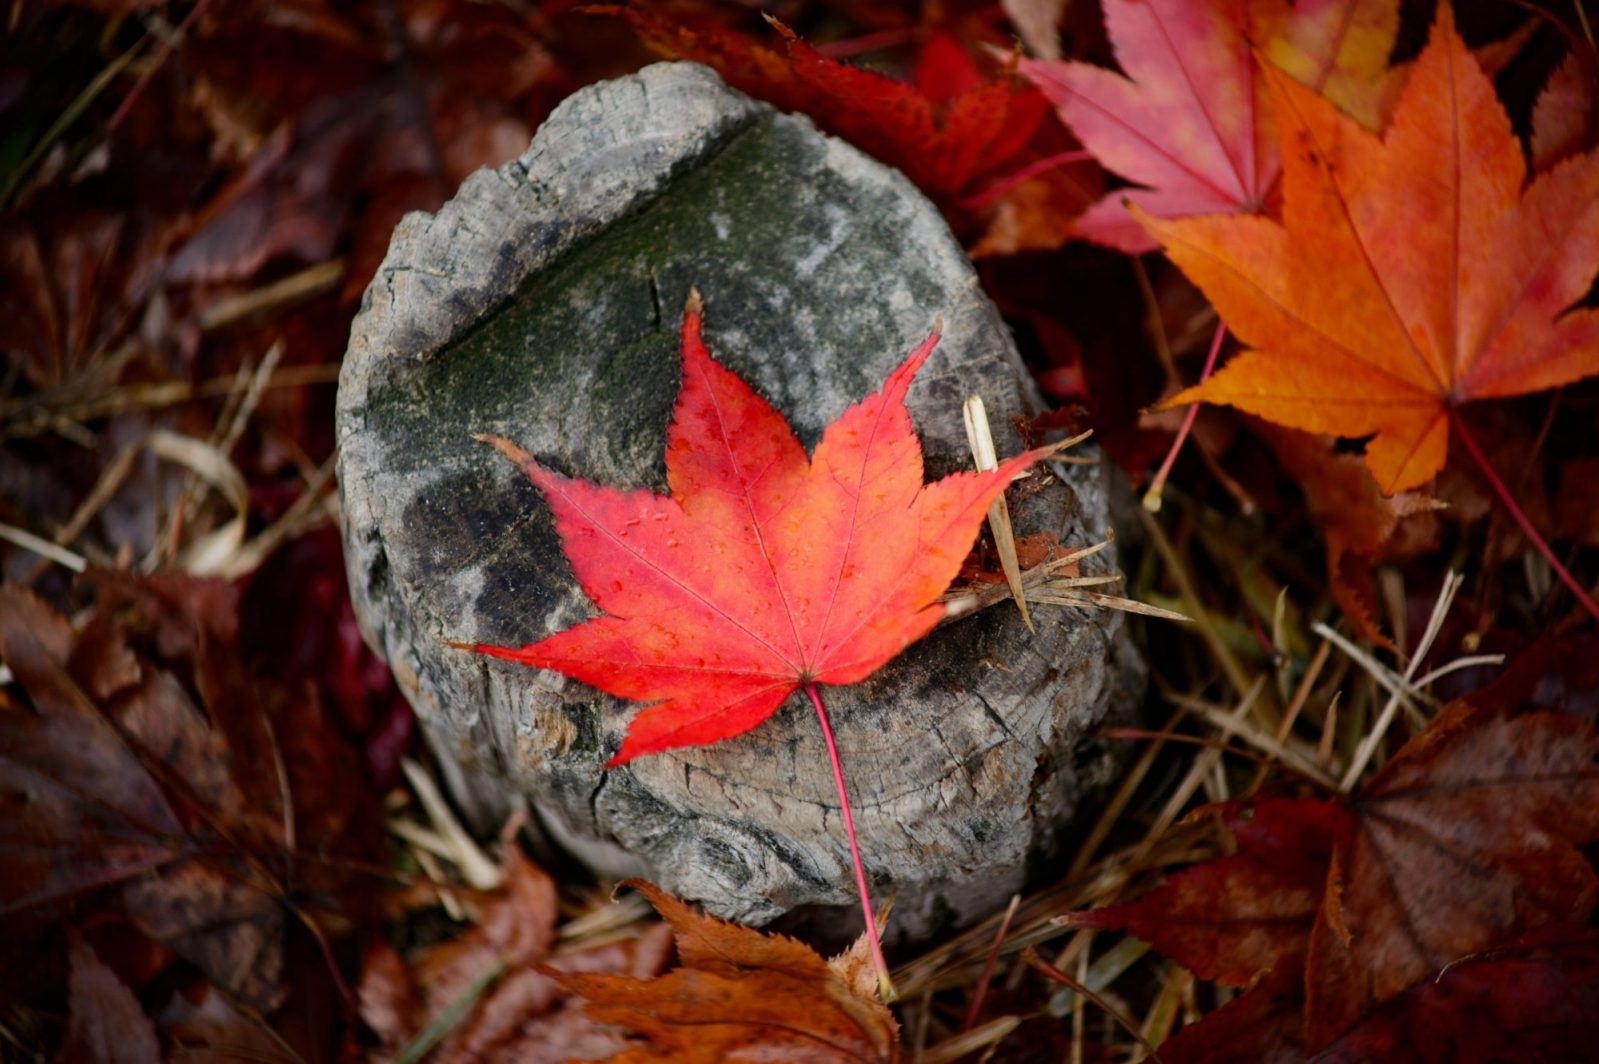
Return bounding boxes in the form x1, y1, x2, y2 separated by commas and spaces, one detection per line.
337, 63, 1143, 936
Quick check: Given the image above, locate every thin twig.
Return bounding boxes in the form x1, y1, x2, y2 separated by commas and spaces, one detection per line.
1312, 622, 1429, 713
3, 364, 340, 438
1144, 320, 1227, 513
962, 893, 1021, 1031
1163, 693, 1338, 787
1137, 506, 1254, 696
108, 0, 215, 129
400, 759, 500, 891
1135, 677, 1265, 863
0, 38, 142, 209
0, 522, 87, 571
1411, 653, 1505, 688
1248, 637, 1331, 792
1023, 948, 1165, 1063
964, 395, 1032, 632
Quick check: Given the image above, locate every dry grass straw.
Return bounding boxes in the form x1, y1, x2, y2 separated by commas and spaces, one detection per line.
884, 490, 1507, 1058
8, 330, 340, 583
964, 394, 1033, 632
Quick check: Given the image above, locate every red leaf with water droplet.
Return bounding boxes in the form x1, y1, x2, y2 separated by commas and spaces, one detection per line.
465, 292, 1054, 767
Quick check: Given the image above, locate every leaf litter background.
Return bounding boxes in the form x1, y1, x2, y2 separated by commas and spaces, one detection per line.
2, 0, 1598, 1061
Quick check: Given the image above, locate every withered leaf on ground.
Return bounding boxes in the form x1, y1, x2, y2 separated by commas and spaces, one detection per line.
1063, 798, 1343, 988
1157, 983, 1308, 1064
60, 931, 163, 1064
1305, 694, 1599, 1042
556, 880, 900, 1063
0, 576, 382, 1010
1312, 928, 1599, 1063
358, 845, 673, 1063
1071, 635, 1599, 1055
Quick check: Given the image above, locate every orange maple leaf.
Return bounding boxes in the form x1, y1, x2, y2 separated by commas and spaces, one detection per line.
1144, 5, 1599, 496
1019, 0, 1398, 251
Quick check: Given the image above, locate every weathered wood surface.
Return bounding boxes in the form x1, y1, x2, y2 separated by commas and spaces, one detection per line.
337, 63, 1143, 936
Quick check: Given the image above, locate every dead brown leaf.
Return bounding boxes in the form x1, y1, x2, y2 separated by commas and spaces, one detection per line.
0, 575, 383, 1010
359, 842, 673, 1062
557, 879, 900, 1063
1306, 696, 1599, 1043
60, 930, 163, 1064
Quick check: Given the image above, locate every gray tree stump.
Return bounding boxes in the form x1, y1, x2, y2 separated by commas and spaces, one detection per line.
337, 63, 1143, 936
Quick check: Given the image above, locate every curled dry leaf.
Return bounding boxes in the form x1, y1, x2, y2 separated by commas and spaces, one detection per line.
358, 844, 674, 1063
1253, 421, 1442, 644
556, 879, 899, 1064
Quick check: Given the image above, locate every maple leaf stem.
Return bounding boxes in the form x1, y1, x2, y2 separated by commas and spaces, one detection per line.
804, 681, 895, 1002
1448, 407, 1599, 625
1143, 319, 1227, 513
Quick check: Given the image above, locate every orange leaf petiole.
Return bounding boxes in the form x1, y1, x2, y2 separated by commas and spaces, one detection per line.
1448, 406, 1599, 625
805, 682, 895, 1002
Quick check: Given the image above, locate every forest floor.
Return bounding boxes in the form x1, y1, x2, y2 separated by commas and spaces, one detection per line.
2, 1, 1597, 1061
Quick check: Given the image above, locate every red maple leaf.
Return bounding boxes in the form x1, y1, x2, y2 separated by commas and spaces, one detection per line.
461, 292, 1056, 996
466, 292, 1051, 767
606, 7, 1051, 202
1062, 798, 1343, 988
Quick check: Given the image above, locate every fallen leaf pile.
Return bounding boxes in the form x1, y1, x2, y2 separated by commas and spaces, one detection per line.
557, 880, 899, 1064
1065, 634, 1599, 1056
359, 845, 675, 1063
3, 0, 1599, 1059
0, 575, 384, 1051
1145, 7, 1599, 495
